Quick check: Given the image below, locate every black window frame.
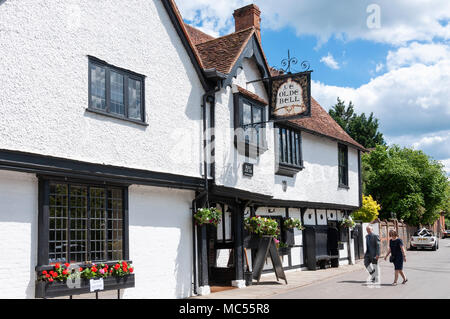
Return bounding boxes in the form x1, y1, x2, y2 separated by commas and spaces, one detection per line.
88, 56, 147, 126
37, 177, 130, 267
275, 125, 304, 177
233, 93, 268, 158
338, 143, 349, 188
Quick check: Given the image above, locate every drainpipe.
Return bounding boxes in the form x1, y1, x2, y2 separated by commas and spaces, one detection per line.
192, 69, 225, 296
201, 69, 225, 204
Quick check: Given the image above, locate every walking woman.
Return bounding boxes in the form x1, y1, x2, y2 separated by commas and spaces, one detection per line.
384, 230, 408, 285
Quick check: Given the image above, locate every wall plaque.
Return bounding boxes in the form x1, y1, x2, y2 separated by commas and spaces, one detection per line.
243, 163, 254, 177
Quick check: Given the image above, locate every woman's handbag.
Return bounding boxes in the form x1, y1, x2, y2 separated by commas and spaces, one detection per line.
389, 255, 395, 263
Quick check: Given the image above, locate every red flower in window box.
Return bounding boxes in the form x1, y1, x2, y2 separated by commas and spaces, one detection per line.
111, 261, 134, 278
40, 263, 73, 283
64, 263, 70, 268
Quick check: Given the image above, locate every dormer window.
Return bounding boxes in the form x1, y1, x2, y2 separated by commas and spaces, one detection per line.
275, 125, 304, 177
233, 89, 268, 157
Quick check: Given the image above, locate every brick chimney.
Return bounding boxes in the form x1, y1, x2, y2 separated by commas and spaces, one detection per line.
233, 4, 261, 40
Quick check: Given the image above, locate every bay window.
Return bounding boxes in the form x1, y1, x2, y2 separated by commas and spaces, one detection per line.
275, 125, 304, 176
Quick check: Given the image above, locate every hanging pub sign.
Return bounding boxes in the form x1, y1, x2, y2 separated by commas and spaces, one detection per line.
269, 72, 312, 121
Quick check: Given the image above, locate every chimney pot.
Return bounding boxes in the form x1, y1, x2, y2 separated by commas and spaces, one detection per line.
233, 4, 261, 40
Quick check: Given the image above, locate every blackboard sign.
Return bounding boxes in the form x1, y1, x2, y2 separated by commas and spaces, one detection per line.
252, 236, 288, 284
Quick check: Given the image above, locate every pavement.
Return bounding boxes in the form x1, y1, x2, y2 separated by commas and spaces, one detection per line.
193, 262, 366, 299
193, 238, 450, 299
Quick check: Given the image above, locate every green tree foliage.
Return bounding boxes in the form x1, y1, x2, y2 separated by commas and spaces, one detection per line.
363, 145, 449, 226
352, 195, 380, 222
329, 97, 385, 148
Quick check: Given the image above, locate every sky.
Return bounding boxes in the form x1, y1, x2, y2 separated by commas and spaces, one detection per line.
176, 0, 450, 177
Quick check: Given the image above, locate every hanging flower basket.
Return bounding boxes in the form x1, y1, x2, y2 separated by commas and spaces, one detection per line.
244, 216, 280, 238
340, 217, 356, 229
194, 207, 222, 227
283, 217, 304, 231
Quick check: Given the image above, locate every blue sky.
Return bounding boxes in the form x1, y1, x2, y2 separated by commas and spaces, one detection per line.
177, 0, 450, 177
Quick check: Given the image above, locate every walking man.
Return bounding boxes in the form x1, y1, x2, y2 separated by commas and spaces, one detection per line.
364, 225, 380, 284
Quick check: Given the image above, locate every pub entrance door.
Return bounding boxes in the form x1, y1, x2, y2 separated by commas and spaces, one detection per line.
204, 203, 246, 287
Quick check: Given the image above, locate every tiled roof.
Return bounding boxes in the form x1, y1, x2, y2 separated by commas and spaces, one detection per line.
195, 27, 255, 74
235, 85, 268, 105
173, 2, 364, 150
289, 97, 365, 150
166, 0, 205, 69
184, 23, 215, 45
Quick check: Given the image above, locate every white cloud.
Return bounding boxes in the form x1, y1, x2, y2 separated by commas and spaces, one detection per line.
320, 53, 340, 69
312, 42, 450, 166
177, 0, 450, 45
312, 58, 450, 136
440, 159, 450, 177
375, 63, 384, 73
386, 42, 450, 70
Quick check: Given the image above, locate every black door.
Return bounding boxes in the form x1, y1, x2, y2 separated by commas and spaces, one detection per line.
353, 224, 364, 260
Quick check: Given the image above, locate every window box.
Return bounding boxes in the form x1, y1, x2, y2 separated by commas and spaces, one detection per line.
35, 274, 135, 299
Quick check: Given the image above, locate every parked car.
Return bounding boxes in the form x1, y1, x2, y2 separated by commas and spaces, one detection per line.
442, 229, 450, 239
410, 228, 439, 251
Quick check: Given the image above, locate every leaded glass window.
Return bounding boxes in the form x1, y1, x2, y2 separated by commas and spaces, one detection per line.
90, 64, 106, 110
48, 182, 124, 264
235, 95, 267, 157
89, 57, 145, 123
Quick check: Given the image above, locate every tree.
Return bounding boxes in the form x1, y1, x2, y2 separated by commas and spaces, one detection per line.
328, 97, 354, 132
362, 145, 449, 226
352, 195, 380, 222
329, 97, 385, 148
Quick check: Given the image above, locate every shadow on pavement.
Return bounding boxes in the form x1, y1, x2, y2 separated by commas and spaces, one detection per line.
254, 281, 284, 286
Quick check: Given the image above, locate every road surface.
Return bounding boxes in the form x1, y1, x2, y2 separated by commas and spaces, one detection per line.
270, 238, 450, 299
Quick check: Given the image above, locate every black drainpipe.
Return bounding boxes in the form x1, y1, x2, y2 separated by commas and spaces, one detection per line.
192, 70, 224, 295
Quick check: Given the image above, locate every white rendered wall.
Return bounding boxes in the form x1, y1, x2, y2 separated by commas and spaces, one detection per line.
124, 185, 194, 299
0, 0, 204, 178
0, 170, 38, 299
214, 58, 275, 196
214, 58, 360, 205
274, 132, 360, 207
